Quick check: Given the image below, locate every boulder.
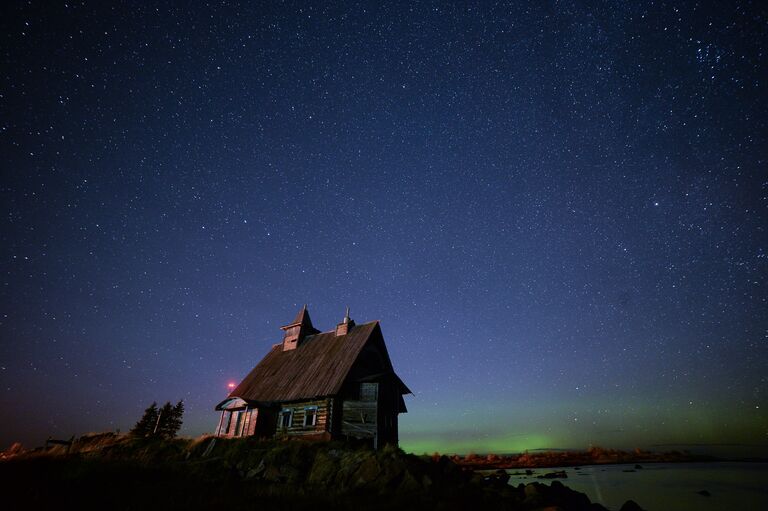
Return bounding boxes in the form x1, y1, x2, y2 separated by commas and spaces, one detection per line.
376, 455, 410, 490
523, 483, 548, 507
335, 451, 369, 489
482, 469, 511, 487
619, 500, 645, 511
519, 480, 607, 510
538, 470, 568, 479
307, 450, 339, 486
263, 464, 283, 482
355, 456, 381, 486
245, 458, 266, 479
397, 469, 423, 493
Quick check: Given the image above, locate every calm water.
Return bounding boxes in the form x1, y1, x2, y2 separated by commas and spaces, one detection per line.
504, 462, 768, 511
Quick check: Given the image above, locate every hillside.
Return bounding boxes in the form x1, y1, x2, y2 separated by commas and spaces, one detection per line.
0, 433, 644, 510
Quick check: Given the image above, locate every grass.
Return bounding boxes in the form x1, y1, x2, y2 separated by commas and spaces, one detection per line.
0, 434, 614, 511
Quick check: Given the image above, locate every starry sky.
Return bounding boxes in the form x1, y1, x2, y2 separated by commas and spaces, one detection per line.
1, 1, 766, 456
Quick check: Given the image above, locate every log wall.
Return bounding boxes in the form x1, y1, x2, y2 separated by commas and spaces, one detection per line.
277, 399, 330, 436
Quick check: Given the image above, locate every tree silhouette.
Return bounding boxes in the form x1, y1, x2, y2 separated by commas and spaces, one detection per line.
130, 400, 184, 439
155, 402, 174, 438
156, 400, 184, 439
130, 402, 158, 437
168, 400, 184, 437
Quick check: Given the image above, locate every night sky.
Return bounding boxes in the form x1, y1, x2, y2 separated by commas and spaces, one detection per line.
1, 1, 766, 456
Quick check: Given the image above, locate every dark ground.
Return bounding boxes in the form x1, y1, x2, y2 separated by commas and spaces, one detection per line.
0, 435, 638, 510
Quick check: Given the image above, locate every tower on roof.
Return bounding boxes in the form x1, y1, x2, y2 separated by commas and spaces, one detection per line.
280, 304, 319, 351
335, 306, 355, 336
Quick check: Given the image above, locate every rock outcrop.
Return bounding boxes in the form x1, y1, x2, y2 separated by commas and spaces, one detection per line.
3, 434, 647, 510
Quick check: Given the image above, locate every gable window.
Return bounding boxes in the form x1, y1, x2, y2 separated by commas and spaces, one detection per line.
278, 408, 293, 429
304, 406, 318, 427
360, 382, 378, 401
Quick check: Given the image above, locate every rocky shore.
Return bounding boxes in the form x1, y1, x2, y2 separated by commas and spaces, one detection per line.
452, 446, 718, 470
0, 434, 645, 510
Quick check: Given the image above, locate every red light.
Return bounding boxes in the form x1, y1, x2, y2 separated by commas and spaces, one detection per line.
227, 382, 236, 389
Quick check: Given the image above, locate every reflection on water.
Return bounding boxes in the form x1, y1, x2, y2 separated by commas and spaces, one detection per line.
505, 462, 768, 511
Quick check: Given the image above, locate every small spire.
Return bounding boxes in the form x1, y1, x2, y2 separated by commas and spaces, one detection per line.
336, 305, 355, 336
281, 305, 318, 351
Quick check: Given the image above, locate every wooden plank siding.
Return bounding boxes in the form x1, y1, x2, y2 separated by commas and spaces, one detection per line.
341, 400, 377, 438
277, 399, 330, 436
243, 408, 257, 436
217, 407, 263, 438
376, 380, 401, 445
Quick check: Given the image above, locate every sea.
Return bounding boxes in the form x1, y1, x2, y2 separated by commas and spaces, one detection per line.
504, 462, 768, 511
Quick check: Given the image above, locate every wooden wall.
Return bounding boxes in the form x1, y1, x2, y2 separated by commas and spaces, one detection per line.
217, 407, 272, 438
243, 408, 257, 436
218, 407, 255, 438
341, 399, 377, 439
376, 379, 401, 446
277, 399, 330, 436
255, 407, 277, 438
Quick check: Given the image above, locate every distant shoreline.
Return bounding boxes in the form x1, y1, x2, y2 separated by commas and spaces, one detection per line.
445, 446, 767, 470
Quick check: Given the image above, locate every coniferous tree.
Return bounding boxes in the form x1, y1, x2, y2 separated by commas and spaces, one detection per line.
153, 400, 184, 439
167, 400, 184, 438
156, 401, 175, 438
131, 400, 184, 439
130, 402, 158, 437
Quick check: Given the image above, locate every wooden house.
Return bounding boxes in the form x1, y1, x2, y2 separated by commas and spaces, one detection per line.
214, 306, 410, 448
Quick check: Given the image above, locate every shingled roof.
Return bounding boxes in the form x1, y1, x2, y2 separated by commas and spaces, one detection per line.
221, 320, 409, 407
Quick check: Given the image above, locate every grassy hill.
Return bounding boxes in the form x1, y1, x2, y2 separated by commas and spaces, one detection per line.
0, 433, 640, 510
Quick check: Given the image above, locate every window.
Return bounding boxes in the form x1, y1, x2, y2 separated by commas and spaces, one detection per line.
222, 411, 232, 435
360, 382, 378, 401
304, 406, 318, 427
233, 411, 243, 436
279, 408, 293, 429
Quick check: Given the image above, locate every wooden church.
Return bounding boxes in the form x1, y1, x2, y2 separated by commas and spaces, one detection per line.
214, 306, 410, 448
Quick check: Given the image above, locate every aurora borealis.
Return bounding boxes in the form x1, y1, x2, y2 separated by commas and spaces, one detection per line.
1, 2, 766, 456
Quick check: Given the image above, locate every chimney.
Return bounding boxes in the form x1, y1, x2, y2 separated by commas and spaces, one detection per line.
280, 305, 318, 351
335, 306, 355, 336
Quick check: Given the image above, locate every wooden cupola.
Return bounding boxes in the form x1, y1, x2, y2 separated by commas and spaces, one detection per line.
280, 305, 319, 351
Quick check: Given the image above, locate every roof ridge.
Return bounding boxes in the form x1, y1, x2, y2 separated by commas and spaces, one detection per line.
311, 319, 379, 336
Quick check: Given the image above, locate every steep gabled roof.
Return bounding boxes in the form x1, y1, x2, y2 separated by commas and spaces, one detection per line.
290, 305, 309, 326
282, 304, 315, 330
221, 320, 407, 407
